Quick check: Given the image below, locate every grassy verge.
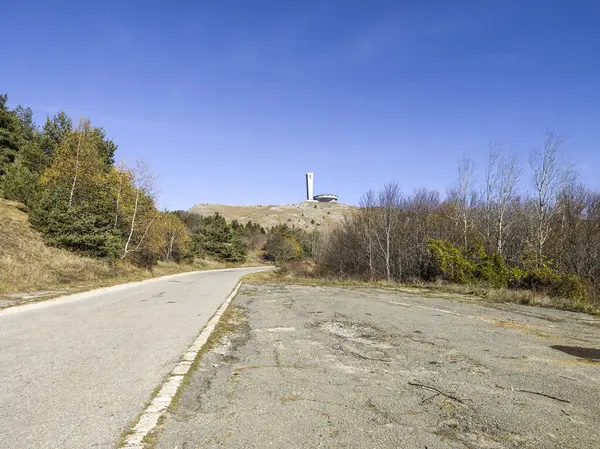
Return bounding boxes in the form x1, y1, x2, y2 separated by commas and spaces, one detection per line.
0, 256, 264, 307
0, 199, 266, 304
243, 269, 600, 316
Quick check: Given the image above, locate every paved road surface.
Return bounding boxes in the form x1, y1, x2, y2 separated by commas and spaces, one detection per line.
0, 267, 268, 449
156, 283, 600, 449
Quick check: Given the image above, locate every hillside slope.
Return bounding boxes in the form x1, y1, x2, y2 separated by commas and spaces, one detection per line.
0, 200, 233, 301
0, 199, 135, 296
188, 201, 352, 232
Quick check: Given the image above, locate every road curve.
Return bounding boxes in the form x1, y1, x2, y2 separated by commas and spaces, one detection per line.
0, 267, 269, 449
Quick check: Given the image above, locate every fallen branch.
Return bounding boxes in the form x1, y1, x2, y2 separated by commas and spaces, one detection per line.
515, 389, 571, 404
420, 393, 439, 404
559, 375, 577, 382
407, 337, 436, 346
408, 381, 464, 404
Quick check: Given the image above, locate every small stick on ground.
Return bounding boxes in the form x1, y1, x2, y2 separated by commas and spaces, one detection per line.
420, 393, 439, 404
515, 389, 571, 404
408, 381, 464, 404
559, 375, 577, 382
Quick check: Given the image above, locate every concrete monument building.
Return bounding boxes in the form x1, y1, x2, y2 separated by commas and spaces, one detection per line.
305, 172, 315, 201
305, 172, 339, 203
313, 193, 339, 202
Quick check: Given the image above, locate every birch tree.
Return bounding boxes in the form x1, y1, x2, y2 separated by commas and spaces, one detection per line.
529, 131, 564, 266
160, 212, 190, 262
454, 156, 476, 250
121, 159, 158, 260
495, 151, 521, 255
358, 190, 377, 280
67, 125, 84, 209
483, 144, 501, 251
484, 144, 521, 255
375, 183, 402, 282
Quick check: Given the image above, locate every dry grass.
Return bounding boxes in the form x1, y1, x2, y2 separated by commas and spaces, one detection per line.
242, 270, 432, 295
243, 269, 600, 316
188, 201, 352, 232
0, 199, 124, 294
0, 199, 265, 298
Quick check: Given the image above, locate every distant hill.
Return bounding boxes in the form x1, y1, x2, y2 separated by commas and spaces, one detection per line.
188, 201, 353, 232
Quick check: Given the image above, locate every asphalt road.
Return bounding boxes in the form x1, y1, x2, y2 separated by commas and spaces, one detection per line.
0, 267, 268, 449
156, 283, 600, 449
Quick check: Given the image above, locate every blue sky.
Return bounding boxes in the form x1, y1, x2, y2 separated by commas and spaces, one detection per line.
3, 1, 599, 208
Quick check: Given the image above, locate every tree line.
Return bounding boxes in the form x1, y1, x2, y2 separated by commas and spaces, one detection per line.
319, 132, 600, 305
0, 94, 315, 268
5, 94, 597, 305
0, 94, 192, 266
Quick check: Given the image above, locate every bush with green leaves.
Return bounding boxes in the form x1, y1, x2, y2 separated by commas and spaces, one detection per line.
263, 223, 308, 264
519, 268, 588, 302
426, 238, 588, 301
426, 239, 475, 284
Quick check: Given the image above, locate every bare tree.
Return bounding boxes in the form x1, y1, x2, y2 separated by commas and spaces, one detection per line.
121, 159, 158, 259
309, 229, 324, 260
375, 183, 402, 282
529, 131, 564, 265
552, 168, 585, 270
455, 156, 477, 250
358, 190, 377, 281
162, 213, 187, 262
483, 143, 501, 250
407, 188, 441, 276
491, 149, 521, 255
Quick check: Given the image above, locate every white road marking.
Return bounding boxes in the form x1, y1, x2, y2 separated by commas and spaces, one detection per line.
122, 281, 244, 448
390, 301, 462, 316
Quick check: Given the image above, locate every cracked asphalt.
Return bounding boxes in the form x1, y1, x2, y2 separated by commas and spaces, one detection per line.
155, 283, 600, 449
0, 268, 268, 449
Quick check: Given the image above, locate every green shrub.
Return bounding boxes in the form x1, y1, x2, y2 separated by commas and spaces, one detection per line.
475, 252, 508, 288
263, 223, 311, 264
521, 268, 588, 301
426, 239, 474, 284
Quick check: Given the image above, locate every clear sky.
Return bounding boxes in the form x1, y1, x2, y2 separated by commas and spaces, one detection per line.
3, 1, 599, 208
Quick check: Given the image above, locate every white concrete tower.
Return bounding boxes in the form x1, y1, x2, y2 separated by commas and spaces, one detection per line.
306, 172, 314, 201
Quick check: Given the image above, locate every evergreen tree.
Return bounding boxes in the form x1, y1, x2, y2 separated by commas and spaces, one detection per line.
40, 111, 72, 158
0, 94, 26, 176
0, 95, 46, 203
30, 184, 122, 259
1, 157, 40, 205
188, 213, 248, 262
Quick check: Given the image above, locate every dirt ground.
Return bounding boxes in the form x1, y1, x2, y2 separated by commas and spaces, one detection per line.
154, 283, 600, 449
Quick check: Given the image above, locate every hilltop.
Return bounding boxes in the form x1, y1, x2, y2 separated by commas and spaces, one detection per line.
188, 201, 352, 232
